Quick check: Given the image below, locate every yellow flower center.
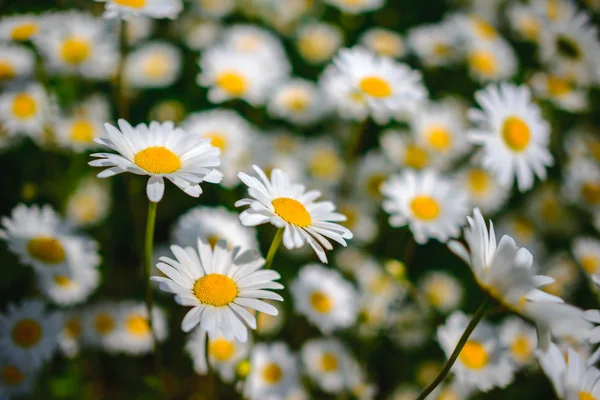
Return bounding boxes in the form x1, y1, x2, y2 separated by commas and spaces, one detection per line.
206, 235, 220, 249
320, 352, 339, 372
126, 314, 150, 337
540, 198, 560, 222
582, 182, 600, 205
519, 16, 540, 40
468, 50, 497, 76
459, 340, 489, 369
439, 388, 460, 400
298, 34, 330, 61
11, 23, 38, 40
193, 274, 238, 307
547, 0, 559, 20
272, 197, 312, 228
134, 146, 181, 174
511, 334, 532, 361
366, 174, 386, 199
349, 91, 366, 104
433, 43, 450, 57
581, 255, 598, 274
427, 125, 452, 151
0, 60, 15, 80
262, 363, 283, 384
359, 76, 392, 98
410, 195, 440, 221
547, 76, 572, 96
54, 275, 72, 287
142, 53, 170, 79
425, 280, 450, 307
502, 117, 531, 152
473, 18, 497, 40
70, 120, 95, 143
513, 218, 534, 240
61, 37, 91, 65
285, 91, 310, 111
72, 195, 99, 223
27, 236, 66, 264
113, 0, 146, 8
11, 93, 37, 119
1, 365, 25, 386
467, 169, 490, 195
209, 338, 236, 362
216, 71, 247, 96
310, 290, 332, 313
65, 318, 82, 338
405, 144, 429, 169
371, 33, 401, 57
579, 392, 596, 400
12, 319, 42, 348
556, 35, 581, 60
94, 313, 115, 335
339, 205, 357, 229
309, 148, 342, 180
203, 132, 228, 152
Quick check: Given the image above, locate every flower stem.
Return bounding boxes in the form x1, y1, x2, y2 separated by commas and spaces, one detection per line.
116, 19, 129, 119
416, 295, 492, 400
264, 228, 283, 269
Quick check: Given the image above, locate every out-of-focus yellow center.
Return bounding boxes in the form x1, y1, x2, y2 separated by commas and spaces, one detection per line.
427, 125, 452, 151
410, 195, 440, 221
579, 392, 595, 400
209, 338, 236, 361
343, 0, 366, 4
581, 255, 598, 275
425, 280, 450, 307
65, 318, 82, 338
310, 290, 332, 313
582, 182, 600, 205
203, 132, 229, 152
511, 334, 532, 360
272, 197, 311, 227
371, 33, 401, 57
285, 91, 310, 112
339, 205, 357, 229
27, 236, 65, 264
114, 0, 146, 8
142, 53, 170, 79
366, 174, 386, 199
0, 61, 15, 80
12, 93, 37, 119
468, 50, 497, 75
438, 388, 460, 400
433, 43, 450, 57
547, 76, 572, 96
405, 144, 429, 169
94, 313, 114, 335
1, 365, 25, 386
262, 363, 283, 384
309, 148, 342, 180
467, 169, 490, 195
359, 76, 392, 98
72, 195, 99, 223
298, 34, 331, 61
126, 314, 150, 337
11, 23, 38, 41
473, 18, 497, 40
61, 37, 91, 65
70, 120, 95, 143
513, 218, 534, 240
547, 0, 559, 20
502, 117, 531, 151
520, 16, 540, 40
320, 352, 339, 372
194, 274, 238, 307
540, 198, 561, 222
134, 146, 181, 174
216, 71, 247, 96
459, 340, 489, 369
53, 275, 72, 287
12, 319, 42, 348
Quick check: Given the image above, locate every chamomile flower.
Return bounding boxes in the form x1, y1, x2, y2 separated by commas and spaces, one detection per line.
124, 41, 182, 88
96, 0, 183, 20
541, 254, 580, 299
222, 25, 289, 65
455, 164, 510, 214
267, 78, 327, 126
322, 0, 385, 14
530, 71, 587, 112
290, 264, 359, 334
319, 65, 369, 121
0, 357, 37, 398
466, 39, 518, 82
379, 129, 431, 170
390, 305, 430, 349
37, 264, 100, 306
524, 183, 575, 235
193, 0, 236, 19
326, 46, 426, 124
171, 206, 258, 250
353, 150, 394, 202
83, 303, 122, 352
0, 82, 53, 141
455, 13, 501, 44
499, 317, 537, 367
89, 119, 222, 203
54, 95, 110, 152
66, 177, 112, 228
113, 303, 167, 355
468, 83, 553, 192
506, 3, 542, 43
381, 169, 469, 244
303, 138, 345, 191
152, 239, 283, 342
244, 342, 300, 400
0, 44, 35, 83
573, 237, 600, 279
562, 158, 600, 213
360, 28, 405, 59
407, 21, 461, 68
437, 311, 515, 391
419, 271, 463, 314
301, 338, 353, 393
182, 19, 220, 50
123, 15, 154, 44
256, 300, 286, 336
355, 259, 404, 305
59, 310, 83, 358
0, 14, 41, 42
0, 300, 62, 370
336, 200, 378, 244
236, 165, 352, 263
296, 22, 343, 65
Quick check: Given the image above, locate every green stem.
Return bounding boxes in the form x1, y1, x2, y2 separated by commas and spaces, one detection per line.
264, 228, 283, 269
416, 295, 492, 400
116, 19, 129, 119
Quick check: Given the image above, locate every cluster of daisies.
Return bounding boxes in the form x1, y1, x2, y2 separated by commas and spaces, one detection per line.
1, 0, 600, 398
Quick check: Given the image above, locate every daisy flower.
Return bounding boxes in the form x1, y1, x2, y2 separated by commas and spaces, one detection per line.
524, 183, 575, 235
89, 119, 222, 203
437, 311, 516, 392
0, 44, 35, 83
235, 165, 352, 263
171, 206, 258, 250
468, 82, 553, 192
65, 177, 112, 228
181, 19, 220, 51
506, 3, 542, 43
322, 0, 385, 14
529, 71, 587, 112
290, 264, 359, 334
123, 15, 154, 45
540, 253, 580, 299
267, 78, 328, 126
113, 302, 167, 355
0, 357, 37, 398
193, 0, 236, 19
562, 158, 600, 213
379, 129, 431, 170
0, 14, 41, 42
573, 237, 600, 280
95, 0, 183, 20
0, 300, 62, 370
407, 21, 461, 68
455, 164, 510, 214
355, 259, 404, 305
419, 271, 463, 314
58, 310, 83, 358
496, 213, 545, 260
359, 28, 405, 59
221, 24, 289, 67
325, 46, 426, 124
302, 138, 345, 191
499, 317, 537, 367
296, 22, 343, 65
124, 41, 182, 88
301, 338, 353, 393
54, 95, 111, 152
336, 200, 378, 244
82, 302, 121, 352
151, 239, 283, 342
244, 342, 300, 400
37, 264, 100, 306
0, 82, 53, 142
353, 150, 394, 203
465, 39, 518, 83
381, 169, 469, 244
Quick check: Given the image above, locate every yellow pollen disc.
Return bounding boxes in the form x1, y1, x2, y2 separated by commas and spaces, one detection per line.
65, 318, 82, 338
540, 198, 560, 222
53, 275, 72, 287
27, 236, 66, 264
12, 319, 42, 348
1, 365, 25, 386
72, 195, 99, 223
70, 120, 95, 143
94, 313, 114, 335
11, 23, 38, 41
343, 0, 365, 4
134, 146, 181, 174
206, 235, 220, 249
193, 274, 238, 307
579, 392, 595, 400
547, 76, 572, 96
581, 182, 600, 205
502, 117, 531, 152
309, 148, 342, 179
426, 281, 449, 307
216, 71, 247, 96
285, 92, 310, 111
349, 91, 366, 104
405, 144, 429, 169
359, 76, 392, 98
320, 352, 339, 372
126, 314, 150, 337
366, 174, 386, 198
370, 276, 391, 293
520, 17, 540, 40
581, 255, 598, 274
468, 50, 497, 76
433, 43, 450, 57
410, 195, 441, 221
514, 218, 534, 240
0, 61, 15, 80
467, 169, 490, 195
547, 0, 559, 20
372, 34, 401, 57
209, 338, 236, 362
439, 389, 460, 400
142, 53, 170, 79
298, 34, 330, 61
459, 340, 489, 369
262, 363, 283, 384
114, 0, 146, 8
11, 93, 37, 119
473, 19, 497, 40
272, 197, 312, 228
427, 126, 452, 151
310, 290, 332, 313
511, 334, 532, 360
338, 205, 357, 229
203, 132, 229, 151
61, 37, 91, 65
